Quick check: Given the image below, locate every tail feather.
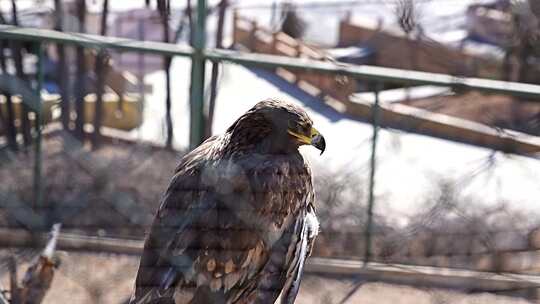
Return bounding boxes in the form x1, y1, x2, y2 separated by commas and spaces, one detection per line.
129, 287, 175, 304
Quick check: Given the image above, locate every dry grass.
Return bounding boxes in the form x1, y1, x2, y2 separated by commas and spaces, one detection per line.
1, 252, 533, 304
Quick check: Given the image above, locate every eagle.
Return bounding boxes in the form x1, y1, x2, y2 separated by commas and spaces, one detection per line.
130, 99, 325, 304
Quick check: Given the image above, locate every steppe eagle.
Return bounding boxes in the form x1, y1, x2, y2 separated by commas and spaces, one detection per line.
131, 99, 325, 304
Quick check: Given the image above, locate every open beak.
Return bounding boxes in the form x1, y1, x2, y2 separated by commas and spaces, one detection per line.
288, 127, 326, 155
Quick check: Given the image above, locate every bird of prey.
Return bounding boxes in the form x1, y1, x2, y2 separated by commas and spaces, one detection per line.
130, 99, 325, 304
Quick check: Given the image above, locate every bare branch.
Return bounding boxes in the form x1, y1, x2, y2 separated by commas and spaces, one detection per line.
12, 224, 62, 304
8, 257, 20, 304
395, 0, 421, 35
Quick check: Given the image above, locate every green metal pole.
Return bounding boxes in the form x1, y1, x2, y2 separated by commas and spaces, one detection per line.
363, 81, 381, 265
189, 0, 207, 149
33, 42, 44, 208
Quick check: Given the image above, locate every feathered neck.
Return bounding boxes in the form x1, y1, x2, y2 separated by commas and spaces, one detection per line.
224, 112, 299, 156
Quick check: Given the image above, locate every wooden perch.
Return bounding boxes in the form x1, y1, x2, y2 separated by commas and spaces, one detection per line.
7, 224, 61, 304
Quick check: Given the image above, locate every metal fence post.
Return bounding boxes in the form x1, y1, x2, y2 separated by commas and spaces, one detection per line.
364, 81, 381, 264
33, 42, 44, 208
189, 0, 207, 149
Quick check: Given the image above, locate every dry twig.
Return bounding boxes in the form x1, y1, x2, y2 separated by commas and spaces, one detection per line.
7, 224, 61, 304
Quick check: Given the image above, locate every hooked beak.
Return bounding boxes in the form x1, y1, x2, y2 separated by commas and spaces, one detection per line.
288, 127, 326, 155
311, 129, 326, 155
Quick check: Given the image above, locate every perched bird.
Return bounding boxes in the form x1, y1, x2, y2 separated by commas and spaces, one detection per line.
131, 99, 325, 304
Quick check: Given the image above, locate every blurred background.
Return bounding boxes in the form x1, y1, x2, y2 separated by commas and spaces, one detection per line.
1, 0, 540, 303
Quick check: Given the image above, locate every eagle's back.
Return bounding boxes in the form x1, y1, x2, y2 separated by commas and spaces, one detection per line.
131, 133, 316, 304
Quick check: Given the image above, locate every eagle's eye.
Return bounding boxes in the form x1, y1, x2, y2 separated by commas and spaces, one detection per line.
288, 120, 299, 132
303, 124, 312, 135
288, 120, 309, 135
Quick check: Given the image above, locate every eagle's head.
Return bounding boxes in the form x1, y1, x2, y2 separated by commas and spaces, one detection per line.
227, 99, 326, 155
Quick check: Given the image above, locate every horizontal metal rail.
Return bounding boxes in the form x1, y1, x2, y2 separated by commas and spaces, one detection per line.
1, 25, 540, 99
0, 25, 194, 57
206, 50, 540, 99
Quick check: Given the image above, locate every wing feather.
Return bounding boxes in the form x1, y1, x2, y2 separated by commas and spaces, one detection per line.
281, 204, 319, 304
250, 204, 318, 304
131, 135, 315, 304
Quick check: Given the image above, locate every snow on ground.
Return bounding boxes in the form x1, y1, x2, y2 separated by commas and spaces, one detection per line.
131, 56, 540, 223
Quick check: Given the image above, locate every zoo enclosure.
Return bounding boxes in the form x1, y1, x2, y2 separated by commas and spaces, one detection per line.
1, 0, 540, 270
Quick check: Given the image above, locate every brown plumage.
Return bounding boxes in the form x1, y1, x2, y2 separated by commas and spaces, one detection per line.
130, 99, 325, 304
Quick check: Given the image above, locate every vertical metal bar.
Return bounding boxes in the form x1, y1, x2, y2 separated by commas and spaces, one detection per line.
74, 0, 87, 139
160, 0, 173, 149
33, 42, 44, 208
363, 81, 381, 265
137, 19, 146, 141
189, 0, 207, 149
54, 0, 69, 131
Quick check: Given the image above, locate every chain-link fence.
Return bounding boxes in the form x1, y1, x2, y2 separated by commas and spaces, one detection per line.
1, 0, 540, 303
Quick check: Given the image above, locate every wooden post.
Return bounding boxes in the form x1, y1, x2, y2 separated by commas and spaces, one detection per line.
74, 0, 87, 139
295, 43, 302, 83
10, 0, 32, 148
54, 0, 70, 132
311, 57, 324, 92
206, 0, 228, 139
187, 0, 194, 46
137, 19, 146, 139
364, 81, 382, 265
232, 9, 238, 46
158, 0, 173, 149
0, 14, 17, 151
295, 42, 302, 57
33, 42, 44, 209
271, 31, 278, 55
116, 17, 122, 66
92, 0, 109, 148
249, 20, 258, 51
344, 11, 352, 23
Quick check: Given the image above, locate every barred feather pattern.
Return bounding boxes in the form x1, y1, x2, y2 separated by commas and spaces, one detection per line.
130, 99, 319, 304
